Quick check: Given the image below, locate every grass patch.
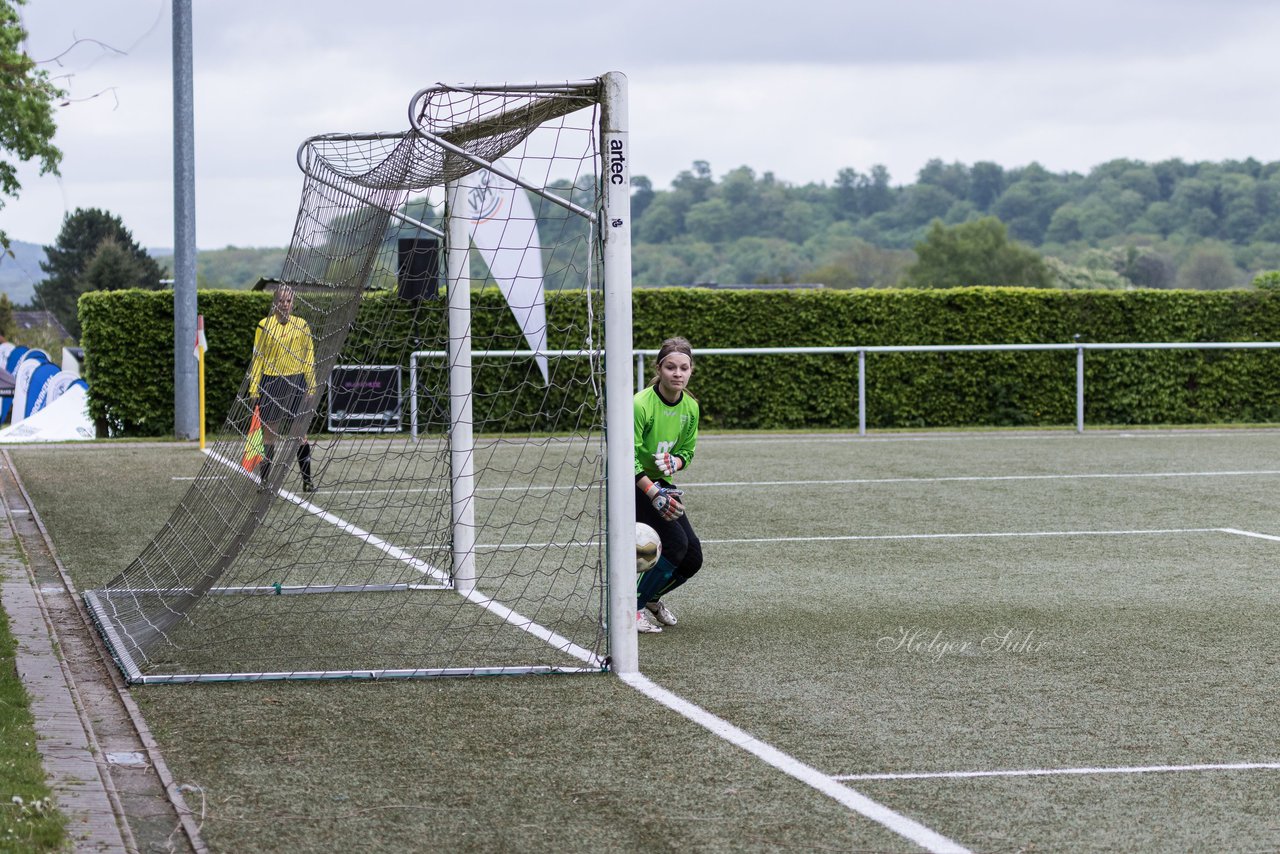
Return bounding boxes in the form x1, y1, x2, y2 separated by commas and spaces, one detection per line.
11, 431, 1280, 851
0, 595, 67, 851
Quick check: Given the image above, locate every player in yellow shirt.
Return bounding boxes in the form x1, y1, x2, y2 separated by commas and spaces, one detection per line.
633, 337, 703, 634
249, 285, 317, 492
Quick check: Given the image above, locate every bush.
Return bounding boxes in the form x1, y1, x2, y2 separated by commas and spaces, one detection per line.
80, 286, 1280, 436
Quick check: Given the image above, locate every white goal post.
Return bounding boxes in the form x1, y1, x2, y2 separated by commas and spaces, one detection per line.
84, 73, 639, 682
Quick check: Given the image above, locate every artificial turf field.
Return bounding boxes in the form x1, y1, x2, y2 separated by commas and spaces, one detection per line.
11, 428, 1280, 852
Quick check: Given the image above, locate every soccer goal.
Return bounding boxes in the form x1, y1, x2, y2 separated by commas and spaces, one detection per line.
83, 73, 640, 683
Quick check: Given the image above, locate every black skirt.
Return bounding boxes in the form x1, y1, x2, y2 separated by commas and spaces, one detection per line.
259, 373, 307, 423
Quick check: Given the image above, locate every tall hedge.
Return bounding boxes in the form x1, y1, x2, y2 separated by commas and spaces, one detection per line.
79, 287, 1280, 437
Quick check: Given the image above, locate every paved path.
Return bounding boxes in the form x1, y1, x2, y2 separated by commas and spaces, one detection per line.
0, 453, 203, 853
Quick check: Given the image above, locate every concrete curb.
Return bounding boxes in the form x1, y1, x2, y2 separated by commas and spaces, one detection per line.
0, 452, 205, 853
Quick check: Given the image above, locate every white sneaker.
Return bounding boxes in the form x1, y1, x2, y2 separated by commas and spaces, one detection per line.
646, 600, 678, 626
636, 609, 663, 633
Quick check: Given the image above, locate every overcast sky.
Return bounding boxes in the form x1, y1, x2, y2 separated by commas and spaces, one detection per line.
3, 0, 1280, 249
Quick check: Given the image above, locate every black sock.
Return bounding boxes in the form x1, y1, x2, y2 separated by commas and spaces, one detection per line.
297, 441, 312, 483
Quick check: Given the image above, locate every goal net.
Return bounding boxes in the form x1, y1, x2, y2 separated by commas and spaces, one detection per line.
84, 74, 638, 683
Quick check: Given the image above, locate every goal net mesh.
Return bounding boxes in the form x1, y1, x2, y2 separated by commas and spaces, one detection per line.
84, 80, 616, 682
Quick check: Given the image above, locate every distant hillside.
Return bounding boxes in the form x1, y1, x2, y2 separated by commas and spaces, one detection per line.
156, 245, 288, 289
0, 239, 47, 306
0, 241, 288, 309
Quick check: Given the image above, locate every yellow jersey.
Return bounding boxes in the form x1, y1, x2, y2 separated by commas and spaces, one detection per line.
249, 314, 316, 396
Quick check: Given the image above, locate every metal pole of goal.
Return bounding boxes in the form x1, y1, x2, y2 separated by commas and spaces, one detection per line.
601, 71, 638, 675
445, 181, 477, 595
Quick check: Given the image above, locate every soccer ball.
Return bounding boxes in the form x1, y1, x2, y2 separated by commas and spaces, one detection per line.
635, 522, 661, 573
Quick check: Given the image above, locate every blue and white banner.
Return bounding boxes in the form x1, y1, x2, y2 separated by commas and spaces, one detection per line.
12, 352, 50, 424
0, 380, 94, 442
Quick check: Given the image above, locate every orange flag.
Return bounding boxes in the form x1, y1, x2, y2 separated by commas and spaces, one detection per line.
242, 405, 265, 472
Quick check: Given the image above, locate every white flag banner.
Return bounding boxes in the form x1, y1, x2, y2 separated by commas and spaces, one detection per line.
193, 314, 208, 360
465, 164, 549, 383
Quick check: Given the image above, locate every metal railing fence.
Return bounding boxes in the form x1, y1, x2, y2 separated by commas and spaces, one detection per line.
408, 341, 1280, 437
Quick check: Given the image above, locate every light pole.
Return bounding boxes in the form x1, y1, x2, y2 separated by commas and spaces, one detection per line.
172, 0, 198, 440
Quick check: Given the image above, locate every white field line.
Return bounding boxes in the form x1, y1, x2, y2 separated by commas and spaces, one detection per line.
291, 468, 1280, 497
201, 449, 601, 667
427, 526, 1227, 553
202, 454, 966, 850
685, 469, 1280, 489
835, 761, 1280, 782
198, 456, 968, 845
1218, 527, 1280, 543
621, 672, 969, 854
191, 453, 1277, 849
304, 484, 592, 497
703, 528, 1221, 546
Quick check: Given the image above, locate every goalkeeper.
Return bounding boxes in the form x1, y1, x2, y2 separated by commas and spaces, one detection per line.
248, 285, 317, 492
634, 337, 703, 634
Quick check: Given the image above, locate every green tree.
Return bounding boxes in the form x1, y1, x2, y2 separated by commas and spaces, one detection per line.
1111, 245, 1177, 289
1176, 244, 1240, 290
916, 159, 970, 199
0, 0, 64, 251
833, 167, 860, 220
684, 198, 734, 243
632, 242, 694, 286
802, 228, 912, 288
897, 183, 956, 228
1043, 256, 1129, 290
635, 194, 683, 243
902, 217, 1052, 288
34, 207, 164, 336
1170, 177, 1219, 237
718, 165, 759, 208
1251, 270, 1280, 291
779, 200, 820, 244
991, 164, 1072, 244
630, 175, 655, 221
968, 161, 1005, 211
720, 236, 810, 283
0, 291, 13, 335
81, 238, 147, 293
670, 160, 714, 204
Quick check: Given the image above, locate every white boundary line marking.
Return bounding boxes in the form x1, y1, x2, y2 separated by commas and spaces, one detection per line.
704, 528, 1220, 546
449, 525, 1279, 552
686, 469, 1280, 488
186, 453, 1280, 850
456, 527, 1221, 552
291, 468, 1280, 497
622, 522, 1279, 850
1219, 527, 1280, 543
835, 761, 1280, 781
197, 454, 968, 848
620, 672, 970, 854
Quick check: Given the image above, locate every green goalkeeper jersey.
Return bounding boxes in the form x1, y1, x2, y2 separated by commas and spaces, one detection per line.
633, 385, 699, 481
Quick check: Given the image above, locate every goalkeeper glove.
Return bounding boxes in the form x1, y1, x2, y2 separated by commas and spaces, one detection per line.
654, 452, 683, 477
646, 485, 685, 521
